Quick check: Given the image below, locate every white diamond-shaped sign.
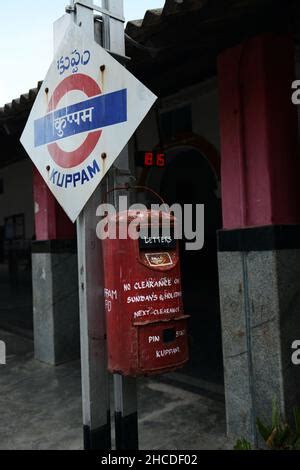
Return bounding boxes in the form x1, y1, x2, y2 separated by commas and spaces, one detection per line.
20, 22, 157, 222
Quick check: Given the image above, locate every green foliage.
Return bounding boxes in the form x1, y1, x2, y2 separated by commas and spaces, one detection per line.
271, 397, 281, 429
256, 416, 272, 442
293, 407, 300, 436
235, 399, 300, 450
234, 438, 252, 450
258, 400, 300, 450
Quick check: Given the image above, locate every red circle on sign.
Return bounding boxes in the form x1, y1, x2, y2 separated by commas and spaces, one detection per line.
47, 74, 102, 169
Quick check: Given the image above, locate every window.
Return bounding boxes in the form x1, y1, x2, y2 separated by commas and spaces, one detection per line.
4, 214, 25, 240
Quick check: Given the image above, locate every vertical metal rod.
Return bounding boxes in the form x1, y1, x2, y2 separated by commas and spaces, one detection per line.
105, 172, 139, 450
72, 0, 111, 450
68, 0, 138, 450
114, 374, 139, 450
103, 0, 139, 451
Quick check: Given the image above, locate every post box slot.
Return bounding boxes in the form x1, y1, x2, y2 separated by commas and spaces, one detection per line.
163, 328, 176, 343
137, 318, 188, 373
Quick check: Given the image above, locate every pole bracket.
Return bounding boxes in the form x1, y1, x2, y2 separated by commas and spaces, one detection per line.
65, 4, 76, 13
73, 1, 125, 23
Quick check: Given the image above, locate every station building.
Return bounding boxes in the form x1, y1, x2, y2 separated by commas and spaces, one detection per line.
1, 0, 300, 444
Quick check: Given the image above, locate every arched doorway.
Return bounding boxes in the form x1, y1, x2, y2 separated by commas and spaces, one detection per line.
144, 143, 223, 386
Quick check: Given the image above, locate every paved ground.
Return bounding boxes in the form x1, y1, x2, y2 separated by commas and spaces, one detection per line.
0, 329, 233, 450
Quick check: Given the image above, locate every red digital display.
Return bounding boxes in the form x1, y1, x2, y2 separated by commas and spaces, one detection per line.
135, 151, 167, 168
143, 152, 166, 167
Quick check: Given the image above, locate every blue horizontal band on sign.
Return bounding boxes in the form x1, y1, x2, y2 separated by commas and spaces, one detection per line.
34, 89, 127, 147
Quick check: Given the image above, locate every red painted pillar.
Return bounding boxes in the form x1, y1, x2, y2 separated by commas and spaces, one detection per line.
31, 167, 79, 365
32, 167, 75, 240
217, 34, 300, 444
218, 34, 300, 229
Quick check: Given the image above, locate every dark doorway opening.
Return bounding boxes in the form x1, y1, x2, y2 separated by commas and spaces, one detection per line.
0, 216, 33, 334
147, 146, 223, 386
0, 159, 35, 335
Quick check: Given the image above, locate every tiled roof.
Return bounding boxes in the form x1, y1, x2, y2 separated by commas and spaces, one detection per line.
0, 0, 298, 123
0, 82, 43, 122
0, 0, 209, 122
126, 0, 207, 39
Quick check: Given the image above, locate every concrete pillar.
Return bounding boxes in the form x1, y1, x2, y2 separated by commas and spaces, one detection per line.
217, 34, 300, 445
32, 169, 79, 365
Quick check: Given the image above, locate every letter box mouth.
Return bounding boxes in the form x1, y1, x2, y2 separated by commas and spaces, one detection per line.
137, 226, 179, 271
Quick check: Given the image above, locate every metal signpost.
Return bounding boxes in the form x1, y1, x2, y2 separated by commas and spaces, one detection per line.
20, 0, 157, 450
21, 3, 155, 223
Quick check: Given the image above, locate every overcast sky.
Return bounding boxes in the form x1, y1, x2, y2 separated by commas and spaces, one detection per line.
0, 1, 164, 106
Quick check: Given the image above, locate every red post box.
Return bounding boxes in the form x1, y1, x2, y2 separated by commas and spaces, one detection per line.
102, 210, 189, 377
